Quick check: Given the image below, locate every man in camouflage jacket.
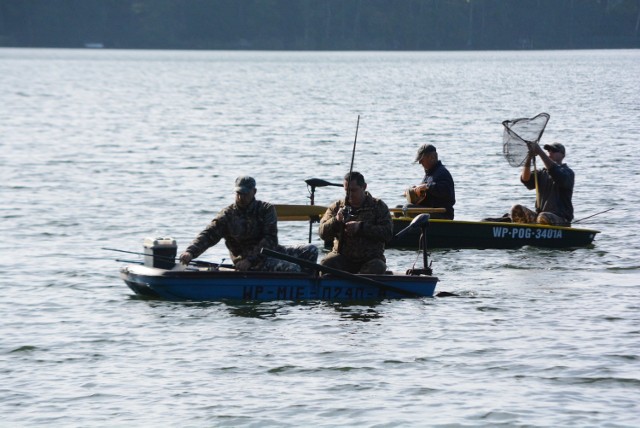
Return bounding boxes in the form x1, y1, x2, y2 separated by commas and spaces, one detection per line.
319, 172, 393, 274
179, 176, 317, 272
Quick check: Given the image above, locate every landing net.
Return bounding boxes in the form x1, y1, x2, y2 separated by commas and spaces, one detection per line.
502, 113, 550, 167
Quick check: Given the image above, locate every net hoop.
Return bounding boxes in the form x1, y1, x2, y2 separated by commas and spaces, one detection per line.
502, 112, 550, 167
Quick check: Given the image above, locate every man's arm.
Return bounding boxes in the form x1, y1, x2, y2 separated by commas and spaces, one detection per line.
318, 201, 343, 241
521, 150, 535, 182
181, 212, 226, 262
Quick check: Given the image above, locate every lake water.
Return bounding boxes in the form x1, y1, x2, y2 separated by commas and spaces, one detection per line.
1, 48, 639, 426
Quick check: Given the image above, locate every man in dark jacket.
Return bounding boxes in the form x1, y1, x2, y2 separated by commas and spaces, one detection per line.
319, 172, 393, 274
179, 176, 317, 271
511, 142, 574, 226
405, 144, 456, 219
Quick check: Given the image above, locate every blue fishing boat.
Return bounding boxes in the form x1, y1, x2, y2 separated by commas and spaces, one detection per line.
117, 218, 438, 302
121, 265, 437, 302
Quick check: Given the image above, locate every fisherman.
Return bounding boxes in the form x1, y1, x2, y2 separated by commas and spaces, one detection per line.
318, 171, 393, 274
511, 142, 574, 226
404, 144, 456, 219
179, 176, 318, 271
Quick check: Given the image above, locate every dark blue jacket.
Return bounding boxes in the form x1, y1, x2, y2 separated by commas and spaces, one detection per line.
420, 161, 456, 219
522, 163, 574, 222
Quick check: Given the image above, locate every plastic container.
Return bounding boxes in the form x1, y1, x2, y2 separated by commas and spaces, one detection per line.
143, 237, 177, 269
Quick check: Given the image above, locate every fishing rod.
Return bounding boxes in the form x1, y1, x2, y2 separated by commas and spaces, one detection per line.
343, 114, 360, 221
572, 208, 613, 224
102, 247, 232, 269
338, 115, 360, 254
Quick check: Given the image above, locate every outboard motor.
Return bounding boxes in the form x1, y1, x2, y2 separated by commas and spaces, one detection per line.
143, 237, 177, 269
394, 214, 433, 276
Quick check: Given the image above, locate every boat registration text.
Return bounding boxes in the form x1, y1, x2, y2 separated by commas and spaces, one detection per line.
242, 285, 376, 300
492, 226, 563, 240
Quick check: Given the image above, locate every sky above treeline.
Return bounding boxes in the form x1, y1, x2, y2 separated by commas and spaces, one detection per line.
1, 0, 639, 50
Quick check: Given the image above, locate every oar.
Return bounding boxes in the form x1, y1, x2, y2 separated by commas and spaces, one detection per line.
275, 204, 444, 220
389, 207, 446, 215
261, 248, 419, 298
274, 204, 328, 221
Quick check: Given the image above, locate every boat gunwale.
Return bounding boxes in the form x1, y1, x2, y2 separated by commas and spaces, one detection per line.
120, 265, 439, 283
391, 217, 600, 233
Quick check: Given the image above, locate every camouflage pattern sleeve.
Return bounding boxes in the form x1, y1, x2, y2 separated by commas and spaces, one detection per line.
185, 208, 228, 259
318, 200, 344, 242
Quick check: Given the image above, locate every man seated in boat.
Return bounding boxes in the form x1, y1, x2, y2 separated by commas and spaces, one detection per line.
403, 144, 456, 219
510, 142, 574, 226
179, 176, 318, 272
318, 172, 393, 274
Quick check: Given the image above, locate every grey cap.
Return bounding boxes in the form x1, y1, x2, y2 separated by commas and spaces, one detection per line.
415, 144, 437, 162
234, 176, 256, 194
543, 142, 566, 155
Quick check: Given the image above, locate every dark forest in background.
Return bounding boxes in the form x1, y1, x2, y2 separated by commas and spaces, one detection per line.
1, 0, 639, 50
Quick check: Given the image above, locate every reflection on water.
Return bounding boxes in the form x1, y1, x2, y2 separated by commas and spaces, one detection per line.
332, 304, 384, 322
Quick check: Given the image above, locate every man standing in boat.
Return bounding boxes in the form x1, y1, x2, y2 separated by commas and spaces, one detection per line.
511, 142, 574, 226
318, 172, 393, 274
179, 176, 318, 271
404, 144, 456, 219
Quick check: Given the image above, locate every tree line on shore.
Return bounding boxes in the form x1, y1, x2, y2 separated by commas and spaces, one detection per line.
1, 0, 638, 50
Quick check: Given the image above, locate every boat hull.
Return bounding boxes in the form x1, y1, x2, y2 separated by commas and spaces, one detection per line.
390, 218, 599, 249
121, 265, 438, 302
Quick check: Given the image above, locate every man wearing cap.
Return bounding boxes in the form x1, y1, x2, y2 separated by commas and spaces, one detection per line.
179, 176, 318, 272
511, 142, 574, 226
404, 144, 456, 219
319, 171, 393, 274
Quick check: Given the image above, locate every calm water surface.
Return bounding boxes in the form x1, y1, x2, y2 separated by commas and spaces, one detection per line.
1, 48, 639, 427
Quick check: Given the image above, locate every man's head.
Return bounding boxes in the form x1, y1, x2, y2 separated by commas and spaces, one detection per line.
234, 176, 257, 207
543, 142, 566, 162
415, 144, 438, 170
343, 171, 367, 208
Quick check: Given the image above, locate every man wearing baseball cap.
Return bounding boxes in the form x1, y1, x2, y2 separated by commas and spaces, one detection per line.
511, 141, 574, 226
179, 176, 318, 272
404, 144, 456, 219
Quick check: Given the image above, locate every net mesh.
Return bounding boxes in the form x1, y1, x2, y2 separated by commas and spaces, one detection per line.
502, 113, 550, 167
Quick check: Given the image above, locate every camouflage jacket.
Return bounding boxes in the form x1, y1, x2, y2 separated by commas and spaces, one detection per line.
185, 199, 278, 267
318, 192, 393, 263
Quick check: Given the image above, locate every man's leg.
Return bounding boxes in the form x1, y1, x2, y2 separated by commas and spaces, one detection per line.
262, 244, 319, 272
320, 251, 352, 272
359, 258, 387, 274
282, 243, 318, 264
537, 212, 569, 226
510, 204, 537, 224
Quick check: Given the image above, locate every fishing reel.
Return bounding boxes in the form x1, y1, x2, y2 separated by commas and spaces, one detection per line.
342, 205, 357, 223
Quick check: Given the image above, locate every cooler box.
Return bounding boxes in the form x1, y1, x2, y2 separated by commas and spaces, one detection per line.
143, 237, 177, 269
